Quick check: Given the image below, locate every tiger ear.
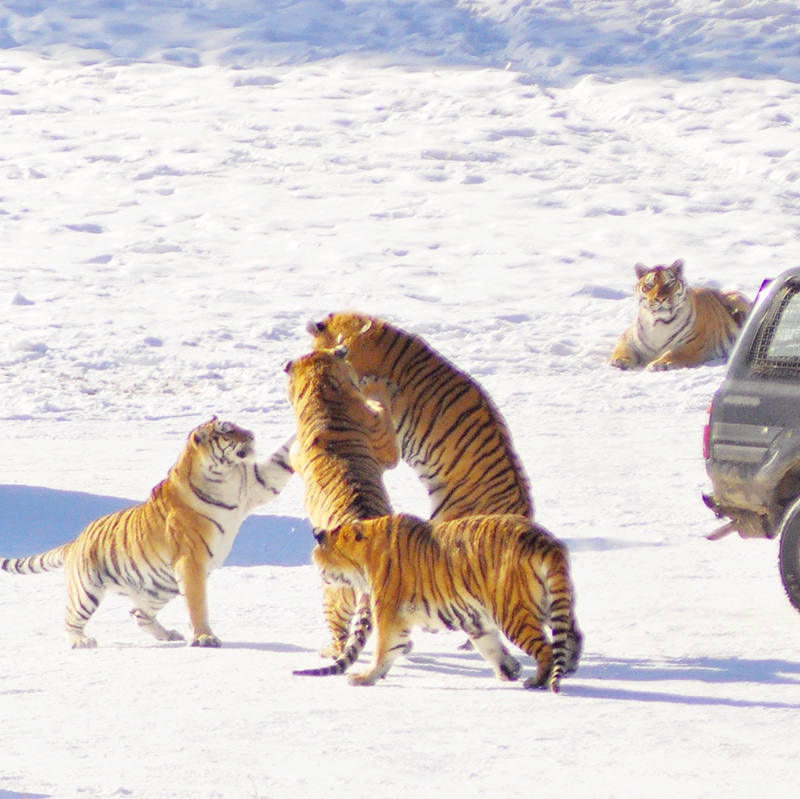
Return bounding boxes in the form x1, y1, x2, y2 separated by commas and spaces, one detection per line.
670, 258, 685, 277
306, 320, 325, 336
314, 524, 344, 543
283, 359, 293, 374
193, 426, 212, 446
634, 263, 649, 279
333, 345, 348, 359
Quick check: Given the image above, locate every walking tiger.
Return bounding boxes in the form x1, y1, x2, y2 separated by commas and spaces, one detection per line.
309, 513, 583, 691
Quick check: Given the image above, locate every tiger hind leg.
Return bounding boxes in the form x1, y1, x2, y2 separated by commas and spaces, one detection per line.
501, 613, 554, 690
563, 623, 584, 676
521, 638, 554, 691
320, 585, 358, 659
470, 629, 522, 682
64, 579, 105, 649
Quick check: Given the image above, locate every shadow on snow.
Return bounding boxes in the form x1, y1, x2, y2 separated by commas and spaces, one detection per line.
391, 648, 800, 708
0, 484, 314, 568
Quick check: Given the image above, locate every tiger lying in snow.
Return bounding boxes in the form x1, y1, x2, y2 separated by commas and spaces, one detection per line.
609, 259, 752, 371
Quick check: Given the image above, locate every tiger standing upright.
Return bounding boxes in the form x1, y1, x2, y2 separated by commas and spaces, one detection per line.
284, 346, 400, 664
306, 311, 534, 522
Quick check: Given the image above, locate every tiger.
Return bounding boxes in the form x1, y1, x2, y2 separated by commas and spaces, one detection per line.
0, 418, 295, 649
306, 312, 534, 523
283, 345, 400, 662
609, 259, 752, 371
306, 513, 583, 692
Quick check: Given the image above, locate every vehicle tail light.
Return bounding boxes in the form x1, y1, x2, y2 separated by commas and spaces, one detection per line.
702, 401, 712, 460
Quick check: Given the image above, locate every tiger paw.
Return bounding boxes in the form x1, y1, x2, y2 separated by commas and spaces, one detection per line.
71, 636, 98, 649
164, 629, 185, 642
499, 655, 522, 682
347, 671, 381, 686
318, 641, 345, 659
609, 356, 636, 370
190, 634, 221, 648
523, 673, 550, 690
646, 358, 674, 372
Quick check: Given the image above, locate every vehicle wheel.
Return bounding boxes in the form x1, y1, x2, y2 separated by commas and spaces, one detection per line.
778, 499, 800, 612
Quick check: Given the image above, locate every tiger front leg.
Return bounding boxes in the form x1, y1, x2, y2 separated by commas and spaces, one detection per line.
130, 607, 185, 643
174, 555, 220, 648
359, 377, 401, 469
608, 336, 643, 370
647, 343, 702, 371
348, 608, 411, 686
646, 353, 679, 371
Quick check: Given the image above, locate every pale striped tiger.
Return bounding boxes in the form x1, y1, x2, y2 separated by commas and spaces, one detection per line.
609, 259, 752, 371
0, 418, 294, 648
308, 513, 583, 691
306, 312, 534, 522
284, 346, 399, 661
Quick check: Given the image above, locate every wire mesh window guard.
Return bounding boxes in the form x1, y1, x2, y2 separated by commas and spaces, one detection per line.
749, 281, 800, 378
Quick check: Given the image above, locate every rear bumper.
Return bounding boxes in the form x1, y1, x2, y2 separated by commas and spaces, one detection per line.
701, 489, 777, 539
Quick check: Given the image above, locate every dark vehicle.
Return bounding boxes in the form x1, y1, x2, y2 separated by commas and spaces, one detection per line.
703, 267, 800, 611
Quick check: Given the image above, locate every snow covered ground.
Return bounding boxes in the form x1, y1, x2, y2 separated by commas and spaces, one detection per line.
1, 1, 800, 797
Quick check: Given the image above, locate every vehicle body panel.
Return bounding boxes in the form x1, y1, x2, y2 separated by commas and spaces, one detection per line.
704, 268, 800, 539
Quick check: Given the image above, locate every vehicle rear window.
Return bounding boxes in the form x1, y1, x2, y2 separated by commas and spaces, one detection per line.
749, 280, 800, 377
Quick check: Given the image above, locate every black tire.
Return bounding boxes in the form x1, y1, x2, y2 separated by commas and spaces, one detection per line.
778, 499, 800, 613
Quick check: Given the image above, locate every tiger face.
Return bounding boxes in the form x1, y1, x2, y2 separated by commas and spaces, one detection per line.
635, 259, 687, 321
192, 418, 255, 466
284, 345, 362, 405
311, 523, 371, 593
306, 312, 373, 351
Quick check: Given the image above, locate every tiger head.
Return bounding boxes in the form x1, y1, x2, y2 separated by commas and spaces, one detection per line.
635, 259, 687, 321
305, 312, 375, 351
283, 345, 362, 405
310, 519, 377, 591
190, 417, 255, 466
